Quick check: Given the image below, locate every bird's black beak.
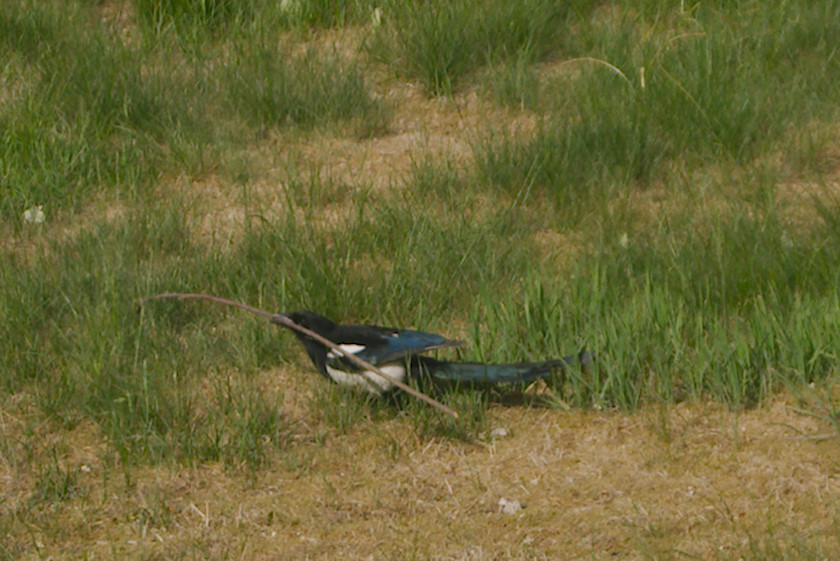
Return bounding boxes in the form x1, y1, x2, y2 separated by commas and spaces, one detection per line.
271, 313, 291, 327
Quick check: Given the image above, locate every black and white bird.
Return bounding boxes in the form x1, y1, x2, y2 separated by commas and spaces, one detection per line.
280, 311, 590, 395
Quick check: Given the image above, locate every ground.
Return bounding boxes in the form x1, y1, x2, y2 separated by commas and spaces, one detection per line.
3, 3, 840, 559
3, 365, 838, 559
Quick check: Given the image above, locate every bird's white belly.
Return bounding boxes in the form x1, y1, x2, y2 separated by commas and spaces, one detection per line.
326, 362, 406, 395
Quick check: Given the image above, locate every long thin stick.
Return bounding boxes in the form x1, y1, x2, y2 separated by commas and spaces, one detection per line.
146, 292, 459, 419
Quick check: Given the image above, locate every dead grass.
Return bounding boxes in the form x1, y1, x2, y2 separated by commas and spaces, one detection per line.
92, 0, 136, 43
5, 9, 840, 560
163, 69, 539, 249
3, 383, 838, 560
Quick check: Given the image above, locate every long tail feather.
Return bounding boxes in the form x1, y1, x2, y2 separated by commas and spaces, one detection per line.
415, 351, 592, 384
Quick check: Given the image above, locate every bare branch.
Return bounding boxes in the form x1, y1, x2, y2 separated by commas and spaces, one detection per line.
145, 292, 459, 419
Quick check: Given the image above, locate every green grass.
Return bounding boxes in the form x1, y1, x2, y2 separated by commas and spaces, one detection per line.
2, 6, 840, 555
479, 0, 840, 207
2, 0, 838, 425
132, 0, 379, 39
133, 0, 255, 39
224, 41, 388, 136
1, 2, 200, 221
0, 0, 387, 226
5, 170, 840, 469
367, 0, 577, 95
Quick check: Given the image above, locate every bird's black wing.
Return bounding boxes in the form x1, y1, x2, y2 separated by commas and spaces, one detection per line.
325, 325, 463, 371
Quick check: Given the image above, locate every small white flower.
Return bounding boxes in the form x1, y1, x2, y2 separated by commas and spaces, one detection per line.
639, 66, 646, 89
371, 7, 383, 27
23, 205, 45, 224
619, 232, 630, 248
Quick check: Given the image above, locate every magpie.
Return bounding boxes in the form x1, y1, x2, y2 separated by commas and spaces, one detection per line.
282, 311, 591, 395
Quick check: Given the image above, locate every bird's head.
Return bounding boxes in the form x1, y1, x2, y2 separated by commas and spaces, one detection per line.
282, 310, 336, 337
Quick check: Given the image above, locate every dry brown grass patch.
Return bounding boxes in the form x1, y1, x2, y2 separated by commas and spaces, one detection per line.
4, 391, 839, 560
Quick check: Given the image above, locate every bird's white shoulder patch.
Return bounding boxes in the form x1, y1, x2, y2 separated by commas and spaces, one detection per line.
326, 344, 366, 359
325, 362, 407, 395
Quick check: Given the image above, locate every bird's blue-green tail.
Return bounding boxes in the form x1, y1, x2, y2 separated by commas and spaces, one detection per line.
413, 351, 593, 385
